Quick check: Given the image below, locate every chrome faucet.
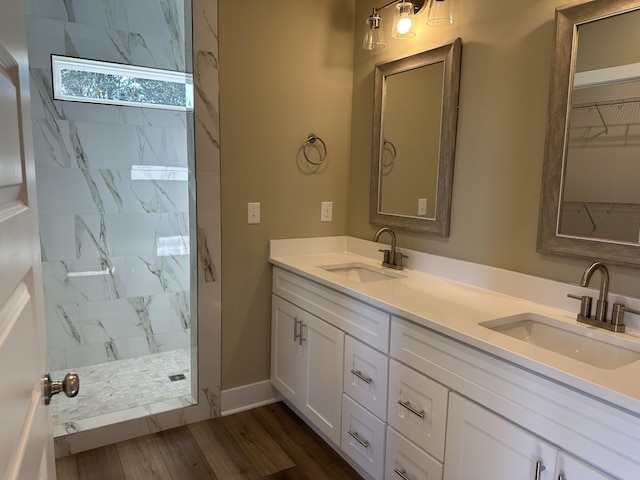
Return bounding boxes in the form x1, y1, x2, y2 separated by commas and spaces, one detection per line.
568, 261, 640, 333
580, 261, 609, 322
373, 227, 405, 270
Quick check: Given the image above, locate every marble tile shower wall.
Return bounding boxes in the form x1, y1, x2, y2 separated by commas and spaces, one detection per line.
25, 0, 192, 370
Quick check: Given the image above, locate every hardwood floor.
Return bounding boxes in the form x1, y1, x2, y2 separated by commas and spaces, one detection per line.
56, 402, 363, 480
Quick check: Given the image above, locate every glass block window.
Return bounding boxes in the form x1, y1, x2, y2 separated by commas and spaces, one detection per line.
52, 55, 193, 111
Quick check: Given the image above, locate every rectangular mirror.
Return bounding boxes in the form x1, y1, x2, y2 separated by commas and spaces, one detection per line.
538, 0, 640, 266
369, 38, 462, 235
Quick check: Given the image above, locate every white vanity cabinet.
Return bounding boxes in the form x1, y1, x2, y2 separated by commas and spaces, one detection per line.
271, 294, 344, 445
555, 452, 617, 480
270, 263, 637, 480
444, 393, 557, 480
444, 393, 616, 480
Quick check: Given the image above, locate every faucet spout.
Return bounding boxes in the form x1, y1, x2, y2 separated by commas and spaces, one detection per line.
580, 261, 609, 322
373, 227, 397, 267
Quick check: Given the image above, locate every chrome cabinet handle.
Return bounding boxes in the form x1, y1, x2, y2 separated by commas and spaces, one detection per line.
298, 322, 306, 346
534, 461, 546, 480
394, 468, 410, 480
293, 318, 301, 342
350, 369, 373, 384
347, 430, 370, 448
557, 475, 565, 480
398, 399, 425, 418
43, 373, 79, 405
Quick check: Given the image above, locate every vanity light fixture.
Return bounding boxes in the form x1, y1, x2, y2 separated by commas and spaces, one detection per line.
362, 0, 454, 50
392, 0, 419, 39
427, 0, 454, 26
363, 8, 385, 50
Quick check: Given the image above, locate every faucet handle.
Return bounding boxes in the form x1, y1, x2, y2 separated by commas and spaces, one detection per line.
611, 303, 640, 331
378, 248, 390, 264
567, 293, 592, 319
394, 252, 408, 269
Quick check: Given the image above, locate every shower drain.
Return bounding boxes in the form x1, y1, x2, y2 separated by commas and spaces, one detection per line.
168, 373, 186, 382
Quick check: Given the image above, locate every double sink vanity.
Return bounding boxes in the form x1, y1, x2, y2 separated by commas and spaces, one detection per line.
269, 236, 640, 480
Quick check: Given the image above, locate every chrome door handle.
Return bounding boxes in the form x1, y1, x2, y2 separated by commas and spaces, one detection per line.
347, 430, 370, 448
298, 323, 306, 346
350, 369, 373, 384
398, 399, 425, 418
43, 373, 79, 405
293, 318, 302, 342
534, 461, 546, 480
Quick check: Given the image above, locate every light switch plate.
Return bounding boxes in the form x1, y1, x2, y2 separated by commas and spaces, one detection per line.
248, 202, 260, 224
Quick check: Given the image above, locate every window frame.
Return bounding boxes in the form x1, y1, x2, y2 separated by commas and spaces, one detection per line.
51, 55, 194, 111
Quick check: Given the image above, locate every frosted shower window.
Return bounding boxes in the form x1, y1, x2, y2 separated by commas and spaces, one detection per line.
52, 55, 194, 111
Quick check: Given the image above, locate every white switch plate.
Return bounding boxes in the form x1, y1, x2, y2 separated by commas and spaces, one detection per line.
248, 202, 260, 224
418, 198, 427, 216
321, 201, 333, 222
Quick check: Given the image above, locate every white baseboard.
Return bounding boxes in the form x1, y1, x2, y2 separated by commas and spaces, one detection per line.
221, 380, 281, 416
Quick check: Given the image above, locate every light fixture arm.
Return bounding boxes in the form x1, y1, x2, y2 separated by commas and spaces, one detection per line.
373, 0, 426, 15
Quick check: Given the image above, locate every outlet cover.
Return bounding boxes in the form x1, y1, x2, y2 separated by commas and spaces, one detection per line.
321, 201, 333, 222
418, 198, 427, 216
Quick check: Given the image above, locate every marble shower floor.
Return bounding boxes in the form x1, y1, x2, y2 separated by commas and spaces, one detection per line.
51, 349, 193, 437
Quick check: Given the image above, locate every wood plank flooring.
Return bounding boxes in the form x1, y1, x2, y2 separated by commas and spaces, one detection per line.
56, 402, 363, 480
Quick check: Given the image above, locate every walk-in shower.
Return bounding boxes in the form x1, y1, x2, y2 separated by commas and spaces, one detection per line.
25, 0, 196, 435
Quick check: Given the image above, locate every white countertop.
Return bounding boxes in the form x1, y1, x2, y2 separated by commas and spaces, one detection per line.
269, 236, 640, 417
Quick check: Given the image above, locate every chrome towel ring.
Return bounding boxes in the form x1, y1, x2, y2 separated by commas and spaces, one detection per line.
303, 133, 327, 166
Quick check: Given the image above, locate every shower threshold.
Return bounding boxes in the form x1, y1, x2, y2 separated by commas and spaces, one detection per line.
50, 348, 194, 437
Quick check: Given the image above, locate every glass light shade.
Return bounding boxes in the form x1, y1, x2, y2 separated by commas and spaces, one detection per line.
363, 10, 385, 50
392, 1, 416, 39
427, 0, 454, 26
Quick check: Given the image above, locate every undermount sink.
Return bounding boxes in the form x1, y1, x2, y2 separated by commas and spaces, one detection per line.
480, 313, 640, 370
319, 262, 406, 283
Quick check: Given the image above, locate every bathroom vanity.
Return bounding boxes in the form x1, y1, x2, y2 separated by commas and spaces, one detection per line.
269, 237, 640, 480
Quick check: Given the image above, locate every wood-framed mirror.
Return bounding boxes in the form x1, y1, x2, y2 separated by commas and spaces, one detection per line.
369, 38, 462, 235
538, 0, 640, 266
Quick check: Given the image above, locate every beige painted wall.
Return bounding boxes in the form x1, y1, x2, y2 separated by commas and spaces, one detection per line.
220, 0, 640, 390
219, 0, 354, 389
350, 0, 640, 294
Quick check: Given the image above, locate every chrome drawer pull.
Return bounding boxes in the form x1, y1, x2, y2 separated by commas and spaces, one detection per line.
394, 468, 410, 480
350, 369, 373, 384
534, 461, 546, 480
398, 400, 425, 418
293, 318, 301, 342
557, 475, 565, 480
347, 430, 370, 448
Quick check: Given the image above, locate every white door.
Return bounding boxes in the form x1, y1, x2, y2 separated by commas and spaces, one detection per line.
301, 312, 343, 445
0, 0, 55, 479
555, 452, 616, 480
271, 295, 305, 403
444, 393, 558, 480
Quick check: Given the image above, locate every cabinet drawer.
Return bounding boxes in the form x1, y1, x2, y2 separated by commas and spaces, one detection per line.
273, 267, 390, 352
344, 335, 389, 421
386, 427, 443, 480
341, 394, 386, 479
388, 360, 448, 461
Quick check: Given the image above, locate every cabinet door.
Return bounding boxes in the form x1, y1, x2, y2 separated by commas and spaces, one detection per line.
271, 295, 305, 404
555, 452, 616, 480
301, 310, 344, 445
444, 393, 557, 480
